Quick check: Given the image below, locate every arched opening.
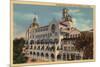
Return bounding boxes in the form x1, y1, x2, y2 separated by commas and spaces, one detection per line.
54, 39, 59, 44
57, 54, 61, 60
32, 40, 34, 44
46, 46, 49, 50
67, 54, 70, 60
34, 46, 36, 50
51, 46, 55, 51
51, 53, 55, 61
71, 54, 75, 60
45, 39, 48, 44
41, 40, 43, 44
37, 40, 39, 44
76, 54, 81, 60
41, 46, 44, 50
63, 53, 66, 60
37, 46, 40, 50
30, 45, 32, 49
33, 52, 36, 55
49, 39, 53, 44
47, 39, 49, 44
42, 39, 45, 44
37, 52, 39, 56
30, 51, 32, 55
30, 40, 33, 44
41, 53, 44, 57
45, 53, 49, 58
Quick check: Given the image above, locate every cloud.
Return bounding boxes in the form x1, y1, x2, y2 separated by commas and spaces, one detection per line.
80, 24, 92, 31
72, 18, 77, 26
14, 12, 40, 38
15, 12, 39, 21
14, 22, 25, 38
51, 8, 93, 31
52, 11, 62, 20
52, 9, 84, 21
14, 5, 93, 39
14, 31, 25, 39
69, 9, 80, 13
64, 9, 85, 17
72, 18, 93, 31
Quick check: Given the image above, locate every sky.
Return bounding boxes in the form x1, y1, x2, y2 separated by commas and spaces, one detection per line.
14, 4, 93, 38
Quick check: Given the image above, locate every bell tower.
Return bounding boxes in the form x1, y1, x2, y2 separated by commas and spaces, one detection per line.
62, 8, 72, 22
62, 8, 73, 28
62, 8, 68, 19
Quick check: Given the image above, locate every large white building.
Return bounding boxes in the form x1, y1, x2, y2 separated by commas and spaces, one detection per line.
23, 8, 83, 61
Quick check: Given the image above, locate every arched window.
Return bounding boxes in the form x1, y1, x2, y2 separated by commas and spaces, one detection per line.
49, 39, 53, 44
76, 34, 78, 38
34, 46, 36, 50
30, 51, 32, 55
67, 54, 69, 60
33, 35, 34, 38
76, 54, 80, 60
37, 46, 40, 50
57, 46, 59, 50
73, 35, 74, 38
32, 40, 34, 44
41, 53, 44, 57
33, 52, 36, 55
30, 40, 33, 44
70, 35, 72, 38
47, 39, 49, 44
67, 28, 70, 31
37, 52, 39, 56
45, 53, 49, 58
51, 46, 55, 51
57, 54, 61, 60
41, 40, 43, 44
72, 47, 74, 51
30, 45, 32, 49
63, 53, 66, 60
71, 54, 75, 60
37, 40, 39, 44
46, 46, 49, 50
45, 39, 48, 44
41, 46, 44, 50
54, 39, 59, 44
75, 34, 77, 38
42, 39, 44, 44
38, 40, 40, 44
51, 54, 55, 60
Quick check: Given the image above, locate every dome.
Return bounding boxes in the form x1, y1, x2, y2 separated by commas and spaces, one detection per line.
31, 17, 39, 27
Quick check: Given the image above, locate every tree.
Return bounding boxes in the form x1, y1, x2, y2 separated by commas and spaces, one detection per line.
74, 31, 93, 59
13, 38, 28, 64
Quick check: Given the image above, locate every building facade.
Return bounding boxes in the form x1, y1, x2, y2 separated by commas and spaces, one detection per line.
22, 8, 83, 61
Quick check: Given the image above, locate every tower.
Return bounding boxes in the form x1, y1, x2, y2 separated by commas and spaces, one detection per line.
31, 17, 39, 28
62, 8, 73, 28
62, 8, 72, 22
